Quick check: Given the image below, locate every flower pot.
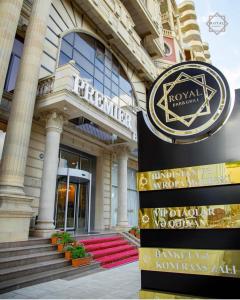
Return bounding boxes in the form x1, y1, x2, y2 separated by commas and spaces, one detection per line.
129, 230, 135, 235
72, 256, 92, 267
57, 243, 64, 252
65, 251, 72, 260
136, 233, 140, 239
51, 237, 58, 245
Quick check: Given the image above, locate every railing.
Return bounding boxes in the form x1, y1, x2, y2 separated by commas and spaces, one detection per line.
163, 29, 175, 37
37, 76, 54, 97
134, 0, 161, 35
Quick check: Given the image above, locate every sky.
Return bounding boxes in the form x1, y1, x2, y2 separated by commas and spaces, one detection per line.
177, 0, 240, 99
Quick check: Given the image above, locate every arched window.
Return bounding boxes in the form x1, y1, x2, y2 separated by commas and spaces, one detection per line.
59, 32, 136, 108
164, 42, 172, 56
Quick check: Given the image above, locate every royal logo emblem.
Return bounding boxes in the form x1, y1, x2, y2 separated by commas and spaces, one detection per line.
207, 12, 228, 35
146, 62, 231, 143
157, 72, 216, 127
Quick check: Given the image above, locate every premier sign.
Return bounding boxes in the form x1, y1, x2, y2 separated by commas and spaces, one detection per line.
72, 74, 132, 130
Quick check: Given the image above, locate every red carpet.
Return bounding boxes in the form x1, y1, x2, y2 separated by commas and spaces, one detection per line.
78, 235, 138, 269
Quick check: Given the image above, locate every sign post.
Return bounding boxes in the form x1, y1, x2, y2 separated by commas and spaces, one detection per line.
137, 61, 240, 298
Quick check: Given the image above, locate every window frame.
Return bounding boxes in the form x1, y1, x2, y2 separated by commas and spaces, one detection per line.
58, 31, 137, 108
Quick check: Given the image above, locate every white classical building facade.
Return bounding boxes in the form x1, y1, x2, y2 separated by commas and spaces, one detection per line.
0, 0, 210, 242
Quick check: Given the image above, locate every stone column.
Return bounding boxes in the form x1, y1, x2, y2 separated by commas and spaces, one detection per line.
176, 15, 183, 47
34, 112, 64, 237
0, 0, 52, 195
94, 154, 105, 231
116, 146, 129, 229
0, 0, 23, 101
0, 0, 52, 242
167, 0, 175, 31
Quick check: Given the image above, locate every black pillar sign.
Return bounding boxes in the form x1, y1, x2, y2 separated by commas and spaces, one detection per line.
137, 61, 240, 299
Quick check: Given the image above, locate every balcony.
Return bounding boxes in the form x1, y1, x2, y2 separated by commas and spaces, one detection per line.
75, 0, 157, 81
143, 36, 165, 58
183, 29, 201, 42
178, 0, 195, 13
180, 9, 196, 22
121, 0, 160, 38
36, 63, 137, 145
187, 40, 204, 52
194, 51, 206, 61
181, 19, 200, 33
204, 50, 211, 59
203, 42, 209, 50
203, 43, 210, 59
163, 29, 175, 38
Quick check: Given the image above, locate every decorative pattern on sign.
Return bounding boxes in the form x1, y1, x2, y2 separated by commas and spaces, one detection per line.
139, 248, 240, 278
139, 204, 240, 229
137, 161, 240, 191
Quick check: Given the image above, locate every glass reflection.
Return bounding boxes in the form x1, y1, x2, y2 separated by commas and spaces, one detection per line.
59, 32, 136, 108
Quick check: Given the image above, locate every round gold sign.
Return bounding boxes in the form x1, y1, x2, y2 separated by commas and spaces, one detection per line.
147, 62, 231, 143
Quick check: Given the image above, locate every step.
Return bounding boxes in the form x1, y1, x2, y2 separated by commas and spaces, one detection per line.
90, 244, 135, 258
85, 240, 128, 251
103, 255, 139, 269
79, 236, 122, 245
0, 238, 50, 249
0, 258, 70, 281
0, 244, 57, 258
0, 261, 100, 294
96, 249, 138, 265
0, 251, 64, 269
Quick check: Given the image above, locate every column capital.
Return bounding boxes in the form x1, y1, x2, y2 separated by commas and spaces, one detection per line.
42, 111, 66, 133
113, 144, 131, 158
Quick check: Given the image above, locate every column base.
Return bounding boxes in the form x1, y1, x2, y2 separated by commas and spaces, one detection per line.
0, 194, 33, 242
33, 220, 55, 238
115, 222, 130, 232
32, 229, 56, 238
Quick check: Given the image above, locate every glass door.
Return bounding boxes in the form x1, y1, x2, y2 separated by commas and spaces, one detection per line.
55, 181, 77, 230
76, 183, 88, 232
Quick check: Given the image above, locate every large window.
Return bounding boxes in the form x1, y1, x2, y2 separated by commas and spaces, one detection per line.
111, 164, 139, 227
59, 148, 91, 172
59, 32, 136, 108
4, 37, 24, 92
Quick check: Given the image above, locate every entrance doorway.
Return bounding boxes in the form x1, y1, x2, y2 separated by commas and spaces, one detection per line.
55, 168, 91, 232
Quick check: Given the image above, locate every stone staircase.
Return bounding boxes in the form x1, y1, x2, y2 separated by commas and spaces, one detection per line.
79, 235, 138, 269
0, 238, 100, 294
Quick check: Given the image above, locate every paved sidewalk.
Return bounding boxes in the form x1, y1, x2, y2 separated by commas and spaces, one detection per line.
0, 262, 140, 299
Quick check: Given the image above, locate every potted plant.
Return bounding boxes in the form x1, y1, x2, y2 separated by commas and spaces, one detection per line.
71, 245, 92, 267
135, 228, 140, 239
64, 245, 74, 260
51, 231, 63, 245
129, 226, 138, 236
57, 232, 76, 252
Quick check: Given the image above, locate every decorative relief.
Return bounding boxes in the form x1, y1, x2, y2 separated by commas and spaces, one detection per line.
104, 0, 134, 32
37, 76, 54, 97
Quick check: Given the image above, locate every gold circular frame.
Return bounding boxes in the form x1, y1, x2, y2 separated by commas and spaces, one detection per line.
148, 63, 227, 138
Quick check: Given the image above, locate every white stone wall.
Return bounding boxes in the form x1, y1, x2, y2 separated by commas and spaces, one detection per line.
24, 121, 45, 216
39, 0, 146, 110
